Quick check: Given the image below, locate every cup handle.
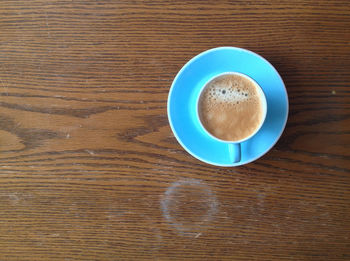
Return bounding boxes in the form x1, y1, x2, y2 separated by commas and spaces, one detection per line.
229, 143, 241, 163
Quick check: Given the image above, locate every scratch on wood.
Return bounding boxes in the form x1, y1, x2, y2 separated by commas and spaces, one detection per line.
45, 12, 51, 38
0, 77, 8, 95
85, 149, 95, 155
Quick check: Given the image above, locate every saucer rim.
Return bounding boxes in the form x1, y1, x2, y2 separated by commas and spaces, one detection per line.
167, 46, 289, 167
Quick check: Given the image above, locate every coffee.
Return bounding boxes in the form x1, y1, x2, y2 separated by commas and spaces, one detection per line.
198, 73, 265, 142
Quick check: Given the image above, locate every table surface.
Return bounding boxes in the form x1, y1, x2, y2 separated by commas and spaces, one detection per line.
1, 0, 350, 260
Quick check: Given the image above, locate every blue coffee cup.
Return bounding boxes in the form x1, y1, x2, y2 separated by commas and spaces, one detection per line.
195, 72, 267, 163
168, 47, 288, 166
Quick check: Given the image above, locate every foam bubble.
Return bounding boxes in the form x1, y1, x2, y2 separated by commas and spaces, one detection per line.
205, 83, 251, 105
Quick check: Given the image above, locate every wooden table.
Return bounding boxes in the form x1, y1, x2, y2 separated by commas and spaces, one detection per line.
1, 0, 349, 260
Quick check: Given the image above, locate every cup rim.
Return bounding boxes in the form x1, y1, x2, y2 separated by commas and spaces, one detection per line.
196, 71, 267, 144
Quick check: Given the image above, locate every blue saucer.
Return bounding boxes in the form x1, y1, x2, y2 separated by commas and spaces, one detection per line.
167, 47, 288, 166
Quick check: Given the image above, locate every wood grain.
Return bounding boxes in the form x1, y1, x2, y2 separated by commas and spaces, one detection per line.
1, 0, 350, 260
